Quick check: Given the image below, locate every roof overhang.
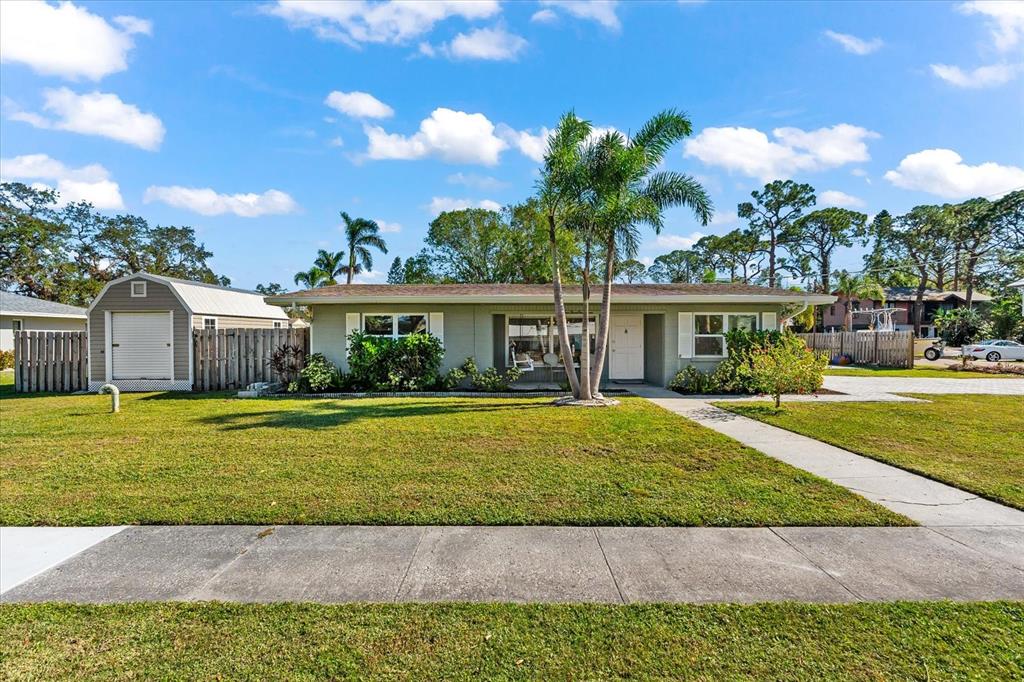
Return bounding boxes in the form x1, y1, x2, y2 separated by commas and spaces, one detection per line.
266, 293, 838, 306
1, 310, 87, 319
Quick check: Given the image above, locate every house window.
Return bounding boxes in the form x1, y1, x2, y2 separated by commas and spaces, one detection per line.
203, 317, 217, 330
273, 321, 282, 329
362, 313, 428, 339
507, 316, 597, 368
11, 319, 22, 333
693, 313, 760, 357
130, 281, 147, 297
829, 305, 836, 316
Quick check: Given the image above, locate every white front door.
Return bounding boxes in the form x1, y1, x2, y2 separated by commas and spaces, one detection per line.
111, 312, 172, 380
610, 314, 643, 379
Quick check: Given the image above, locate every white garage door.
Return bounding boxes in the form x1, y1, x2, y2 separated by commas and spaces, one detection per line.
111, 312, 172, 380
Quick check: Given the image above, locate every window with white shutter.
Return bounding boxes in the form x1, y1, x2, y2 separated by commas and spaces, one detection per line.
678, 312, 693, 358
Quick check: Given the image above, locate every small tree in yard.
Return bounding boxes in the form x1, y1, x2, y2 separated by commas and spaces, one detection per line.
749, 342, 827, 409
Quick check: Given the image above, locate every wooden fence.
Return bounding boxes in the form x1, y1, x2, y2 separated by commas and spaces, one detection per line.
13, 330, 89, 393
797, 331, 915, 368
192, 327, 309, 391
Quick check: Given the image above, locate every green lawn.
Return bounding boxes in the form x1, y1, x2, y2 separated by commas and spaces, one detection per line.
823, 366, 1021, 378
720, 394, 1024, 509
0, 392, 907, 527
1, 602, 1020, 680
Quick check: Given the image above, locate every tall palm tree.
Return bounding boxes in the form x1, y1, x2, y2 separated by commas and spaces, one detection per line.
312, 249, 346, 286
293, 266, 329, 289
834, 270, 886, 331
340, 212, 388, 284
587, 111, 712, 394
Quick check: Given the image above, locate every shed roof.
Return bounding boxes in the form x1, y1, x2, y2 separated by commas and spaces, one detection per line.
0, 291, 87, 318
96, 273, 289, 320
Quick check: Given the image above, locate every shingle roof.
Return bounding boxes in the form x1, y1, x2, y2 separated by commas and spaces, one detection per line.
266, 282, 833, 304
0, 291, 87, 318
881, 287, 993, 303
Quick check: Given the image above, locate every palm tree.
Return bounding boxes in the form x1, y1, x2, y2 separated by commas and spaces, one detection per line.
312, 249, 346, 286
834, 270, 886, 331
340, 212, 388, 284
293, 266, 329, 289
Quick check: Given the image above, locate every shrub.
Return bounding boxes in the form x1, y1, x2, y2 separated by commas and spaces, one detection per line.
667, 365, 720, 394
300, 352, 338, 392
0, 349, 13, 370
347, 331, 445, 391
934, 308, 984, 346
460, 357, 522, 392
271, 344, 305, 385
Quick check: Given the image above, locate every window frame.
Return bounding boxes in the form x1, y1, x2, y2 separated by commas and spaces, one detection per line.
361, 312, 429, 339
505, 314, 600, 368
11, 319, 23, 333
130, 280, 147, 298
202, 317, 218, 330
692, 312, 761, 358
273, 321, 283, 329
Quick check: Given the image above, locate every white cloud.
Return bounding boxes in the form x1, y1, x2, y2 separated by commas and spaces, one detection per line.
823, 30, 883, 55
656, 231, 706, 250
11, 88, 165, 151
374, 218, 402, 233
353, 269, 385, 283
497, 125, 550, 162
445, 26, 527, 61
364, 108, 508, 165
427, 196, 501, 215
531, 9, 558, 23
328, 136, 344, 148
0, 153, 123, 209
710, 210, 738, 226
539, 1, 620, 31
884, 149, 1024, 199
684, 124, 879, 181
819, 190, 865, 207
446, 172, 507, 190
324, 90, 394, 118
0, 1, 150, 80
850, 168, 868, 177
265, 0, 500, 46
930, 62, 1020, 88
143, 186, 299, 217
957, 1, 1024, 52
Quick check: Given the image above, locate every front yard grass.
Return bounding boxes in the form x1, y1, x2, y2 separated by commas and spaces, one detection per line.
1, 602, 1020, 680
720, 394, 1024, 509
0, 392, 907, 526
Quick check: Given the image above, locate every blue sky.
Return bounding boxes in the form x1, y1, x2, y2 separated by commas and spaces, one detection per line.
2, 0, 1022, 289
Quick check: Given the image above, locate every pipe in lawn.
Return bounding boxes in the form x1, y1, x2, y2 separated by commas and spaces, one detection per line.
98, 383, 120, 412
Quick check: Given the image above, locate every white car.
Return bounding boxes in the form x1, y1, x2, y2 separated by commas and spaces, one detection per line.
962, 339, 1024, 362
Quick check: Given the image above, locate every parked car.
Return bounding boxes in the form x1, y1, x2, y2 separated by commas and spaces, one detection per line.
962, 340, 1024, 362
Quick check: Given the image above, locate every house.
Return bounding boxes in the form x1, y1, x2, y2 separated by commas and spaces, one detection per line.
88, 272, 292, 391
1, 291, 87, 352
1011, 279, 1024, 315
265, 283, 834, 387
822, 287, 993, 337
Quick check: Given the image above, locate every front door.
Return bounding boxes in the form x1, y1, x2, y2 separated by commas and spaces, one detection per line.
610, 314, 643, 380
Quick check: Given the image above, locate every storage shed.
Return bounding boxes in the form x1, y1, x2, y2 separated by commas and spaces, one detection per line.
88, 272, 291, 391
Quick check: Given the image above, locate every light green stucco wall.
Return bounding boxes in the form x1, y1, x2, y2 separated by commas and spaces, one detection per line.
309, 301, 787, 387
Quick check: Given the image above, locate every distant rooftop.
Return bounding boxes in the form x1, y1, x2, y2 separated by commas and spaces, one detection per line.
0, 291, 87, 318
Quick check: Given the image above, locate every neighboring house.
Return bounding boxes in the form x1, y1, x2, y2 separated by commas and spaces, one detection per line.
265, 283, 834, 387
1011, 279, 1024, 315
1, 292, 87, 352
822, 287, 993, 337
88, 272, 291, 391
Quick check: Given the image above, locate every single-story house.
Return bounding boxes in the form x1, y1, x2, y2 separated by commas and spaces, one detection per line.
265, 283, 834, 387
1, 291, 87, 352
1011, 279, 1024, 315
823, 287, 993, 337
88, 272, 292, 391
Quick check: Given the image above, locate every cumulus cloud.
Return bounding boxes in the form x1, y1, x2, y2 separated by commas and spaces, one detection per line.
265, 0, 500, 47
497, 123, 620, 163
656, 231, 706, 250
443, 26, 527, 61
427, 196, 502, 216
683, 124, 879, 181
324, 90, 394, 118
539, 1, 620, 31
364, 108, 508, 165
531, 9, 558, 23
823, 30, 883, 55
710, 210, 738, 226
930, 62, 1020, 88
144, 186, 299, 217
958, 1, 1024, 52
0, 1, 151, 80
819, 190, 865, 207
884, 149, 1024, 199
0, 153, 124, 209
374, 218, 402, 233
11, 88, 165, 151
447, 172, 507, 190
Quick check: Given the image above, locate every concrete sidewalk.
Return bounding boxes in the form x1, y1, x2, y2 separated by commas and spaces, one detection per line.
629, 385, 1024, 527
2, 525, 1022, 604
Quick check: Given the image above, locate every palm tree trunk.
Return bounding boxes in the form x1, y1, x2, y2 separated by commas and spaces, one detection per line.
578, 236, 593, 401
549, 215, 580, 398
347, 248, 354, 285
590, 238, 615, 392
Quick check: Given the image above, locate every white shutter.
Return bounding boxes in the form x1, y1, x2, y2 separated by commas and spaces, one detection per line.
762, 312, 778, 331
429, 312, 444, 346
678, 312, 693, 358
345, 312, 360, 352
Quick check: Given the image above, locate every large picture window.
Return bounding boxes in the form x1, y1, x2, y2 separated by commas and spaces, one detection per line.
693, 313, 760, 357
507, 316, 597, 368
362, 313, 427, 338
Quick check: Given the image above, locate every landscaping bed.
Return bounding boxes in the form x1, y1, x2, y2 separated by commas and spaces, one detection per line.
719, 394, 1024, 509
1, 602, 1020, 680
0, 392, 907, 527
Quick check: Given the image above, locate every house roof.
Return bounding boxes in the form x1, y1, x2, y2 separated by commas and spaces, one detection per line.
265, 283, 836, 306
92, 273, 290, 320
0, 291, 87, 318
1010, 279, 1024, 288
881, 287, 993, 303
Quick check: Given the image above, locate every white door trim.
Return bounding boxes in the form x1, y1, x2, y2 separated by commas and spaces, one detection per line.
610, 313, 644, 380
